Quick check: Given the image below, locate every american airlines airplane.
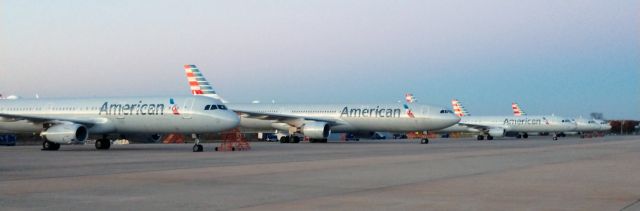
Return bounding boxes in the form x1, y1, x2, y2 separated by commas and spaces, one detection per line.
183, 65, 460, 144
0, 95, 240, 151
511, 102, 610, 138
438, 99, 577, 140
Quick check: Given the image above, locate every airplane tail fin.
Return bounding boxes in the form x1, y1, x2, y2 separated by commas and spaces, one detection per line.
451, 99, 470, 117
183, 64, 227, 103
405, 93, 416, 103
512, 102, 526, 116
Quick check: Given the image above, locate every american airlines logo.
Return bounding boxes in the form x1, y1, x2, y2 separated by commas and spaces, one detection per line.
503, 118, 543, 125
340, 106, 402, 118
99, 99, 178, 116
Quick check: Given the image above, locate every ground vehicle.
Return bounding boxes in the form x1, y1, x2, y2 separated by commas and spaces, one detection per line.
0, 135, 16, 146
345, 133, 360, 141
261, 133, 278, 142
393, 134, 408, 139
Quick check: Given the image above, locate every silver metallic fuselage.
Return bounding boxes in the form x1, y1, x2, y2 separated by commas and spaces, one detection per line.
0, 96, 239, 135
439, 115, 577, 133
573, 118, 602, 132
230, 103, 459, 133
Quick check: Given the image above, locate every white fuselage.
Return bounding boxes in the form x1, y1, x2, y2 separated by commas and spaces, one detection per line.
0, 96, 239, 135
230, 103, 459, 133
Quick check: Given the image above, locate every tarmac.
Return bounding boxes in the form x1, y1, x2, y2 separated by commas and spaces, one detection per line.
1, 136, 640, 211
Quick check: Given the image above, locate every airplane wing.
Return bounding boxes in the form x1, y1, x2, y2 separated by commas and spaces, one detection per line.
0, 113, 98, 127
233, 109, 342, 126
456, 123, 503, 132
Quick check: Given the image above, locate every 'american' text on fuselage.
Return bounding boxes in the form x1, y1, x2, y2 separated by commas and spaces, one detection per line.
340, 106, 402, 118
99, 101, 165, 116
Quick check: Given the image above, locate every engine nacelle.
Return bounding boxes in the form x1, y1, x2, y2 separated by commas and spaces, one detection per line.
148, 134, 163, 143
302, 121, 331, 139
488, 128, 505, 137
41, 124, 89, 144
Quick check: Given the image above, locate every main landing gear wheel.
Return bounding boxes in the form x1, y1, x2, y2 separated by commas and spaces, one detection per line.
42, 140, 60, 151
193, 144, 204, 152
279, 136, 290, 143
192, 134, 203, 152
553, 137, 558, 141
487, 135, 494, 140
477, 135, 484, 141
95, 139, 111, 150
292, 136, 301, 143
420, 139, 429, 144
523, 133, 529, 139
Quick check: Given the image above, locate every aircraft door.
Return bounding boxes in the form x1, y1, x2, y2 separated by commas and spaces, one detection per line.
182, 98, 195, 119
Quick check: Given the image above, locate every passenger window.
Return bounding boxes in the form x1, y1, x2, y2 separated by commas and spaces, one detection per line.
205, 105, 211, 110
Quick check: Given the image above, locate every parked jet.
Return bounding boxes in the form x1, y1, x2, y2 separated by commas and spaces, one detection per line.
183, 65, 460, 144
511, 102, 609, 138
0, 95, 239, 151
438, 99, 576, 140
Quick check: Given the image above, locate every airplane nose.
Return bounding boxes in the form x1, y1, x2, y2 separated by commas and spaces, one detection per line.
220, 111, 240, 131
438, 113, 461, 129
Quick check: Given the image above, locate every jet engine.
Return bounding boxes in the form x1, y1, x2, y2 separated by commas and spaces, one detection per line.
302, 121, 331, 139
488, 128, 505, 137
41, 124, 89, 144
148, 134, 163, 143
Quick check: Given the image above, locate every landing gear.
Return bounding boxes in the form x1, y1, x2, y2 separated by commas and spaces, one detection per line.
486, 135, 494, 140
420, 138, 429, 144
279, 135, 304, 143
523, 133, 529, 139
192, 134, 203, 152
476, 135, 485, 141
552, 133, 558, 141
291, 135, 302, 143
95, 138, 111, 150
193, 144, 204, 152
516, 134, 522, 139
42, 140, 60, 151
279, 136, 290, 143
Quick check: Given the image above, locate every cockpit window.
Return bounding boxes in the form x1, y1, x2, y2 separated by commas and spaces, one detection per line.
217, 105, 228, 110
204, 105, 211, 110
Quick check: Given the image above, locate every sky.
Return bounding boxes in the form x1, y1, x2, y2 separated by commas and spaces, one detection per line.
1, 0, 638, 119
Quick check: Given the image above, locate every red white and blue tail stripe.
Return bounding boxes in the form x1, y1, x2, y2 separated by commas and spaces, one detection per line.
184, 64, 224, 101
451, 99, 470, 117
512, 102, 527, 116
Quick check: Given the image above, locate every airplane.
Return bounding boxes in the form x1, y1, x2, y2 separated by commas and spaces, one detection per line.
438, 99, 577, 140
0, 93, 240, 152
183, 64, 460, 144
511, 102, 610, 138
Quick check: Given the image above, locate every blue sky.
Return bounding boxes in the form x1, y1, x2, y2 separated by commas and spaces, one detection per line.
1, 0, 638, 119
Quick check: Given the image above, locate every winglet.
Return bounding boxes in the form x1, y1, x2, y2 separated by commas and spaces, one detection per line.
451, 99, 470, 117
184, 64, 226, 102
